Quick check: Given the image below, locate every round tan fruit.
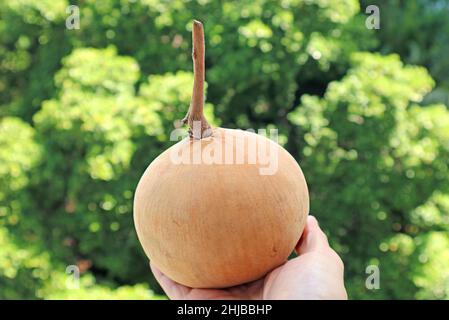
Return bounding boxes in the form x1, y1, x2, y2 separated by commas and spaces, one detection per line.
134, 20, 309, 288
134, 127, 309, 288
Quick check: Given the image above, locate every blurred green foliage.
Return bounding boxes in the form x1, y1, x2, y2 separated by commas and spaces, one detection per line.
362, 0, 449, 106
0, 0, 448, 299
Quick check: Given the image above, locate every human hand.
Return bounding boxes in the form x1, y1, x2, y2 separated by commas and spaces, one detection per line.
150, 215, 347, 300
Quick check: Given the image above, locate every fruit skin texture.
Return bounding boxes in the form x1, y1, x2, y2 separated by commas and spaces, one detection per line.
134, 128, 309, 288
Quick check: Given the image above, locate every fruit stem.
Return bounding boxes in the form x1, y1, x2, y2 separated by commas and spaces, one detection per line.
182, 20, 212, 139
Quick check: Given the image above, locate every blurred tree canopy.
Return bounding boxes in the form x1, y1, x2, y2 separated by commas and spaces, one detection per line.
0, 0, 448, 299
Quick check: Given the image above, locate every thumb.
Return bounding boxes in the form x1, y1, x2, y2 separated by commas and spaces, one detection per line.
295, 215, 330, 255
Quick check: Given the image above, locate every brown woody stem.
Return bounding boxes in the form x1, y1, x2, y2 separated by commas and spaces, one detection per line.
183, 20, 212, 139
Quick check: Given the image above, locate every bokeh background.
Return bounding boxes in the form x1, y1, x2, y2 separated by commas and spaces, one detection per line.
1, 0, 449, 299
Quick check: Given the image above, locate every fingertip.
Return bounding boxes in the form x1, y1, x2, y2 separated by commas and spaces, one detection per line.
307, 215, 319, 228
294, 215, 313, 254
296, 215, 331, 254
150, 262, 162, 279
149, 261, 156, 271
149, 262, 189, 300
